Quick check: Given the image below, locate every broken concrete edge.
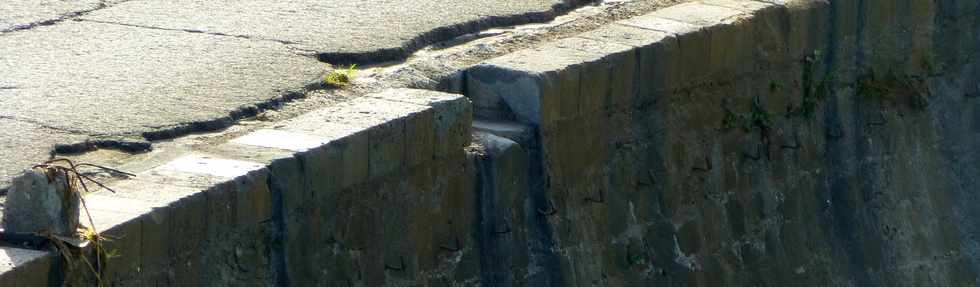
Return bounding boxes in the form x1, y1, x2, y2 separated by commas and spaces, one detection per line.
465, 0, 821, 128
0, 88, 472, 283
0, 80, 327, 196
0, 1, 589, 193
316, 0, 592, 65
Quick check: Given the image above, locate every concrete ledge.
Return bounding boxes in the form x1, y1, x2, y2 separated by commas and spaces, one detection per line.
0, 88, 472, 286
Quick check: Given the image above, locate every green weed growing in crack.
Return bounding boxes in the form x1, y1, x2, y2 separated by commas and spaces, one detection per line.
856, 69, 930, 111
721, 107, 741, 132
769, 80, 784, 93
747, 96, 771, 132
856, 71, 890, 102
796, 74, 835, 118
921, 50, 941, 75
720, 97, 772, 133
324, 64, 357, 88
788, 50, 833, 119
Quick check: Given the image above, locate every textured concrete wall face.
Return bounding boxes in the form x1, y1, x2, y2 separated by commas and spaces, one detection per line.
467, 0, 980, 286
2, 0, 978, 286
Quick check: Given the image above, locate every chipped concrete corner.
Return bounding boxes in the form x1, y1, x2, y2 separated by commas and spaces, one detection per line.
2, 0, 980, 286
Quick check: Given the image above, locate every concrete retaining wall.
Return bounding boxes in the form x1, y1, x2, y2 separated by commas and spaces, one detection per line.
2, 0, 979, 286
466, 0, 980, 286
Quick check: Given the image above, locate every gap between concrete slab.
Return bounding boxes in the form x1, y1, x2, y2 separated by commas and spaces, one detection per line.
0, 0, 134, 35
78, 19, 306, 47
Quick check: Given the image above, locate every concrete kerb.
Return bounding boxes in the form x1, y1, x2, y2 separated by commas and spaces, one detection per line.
0, 89, 472, 284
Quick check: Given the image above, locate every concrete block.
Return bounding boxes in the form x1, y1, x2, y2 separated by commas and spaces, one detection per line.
336, 131, 371, 188
701, 0, 776, 13
302, 144, 344, 206
467, 63, 558, 125
204, 180, 238, 236
577, 23, 670, 49
93, 178, 194, 282
369, 89, 475, 160
138, 204, 171, 273
618, 14, 700, 36
0, 247, 52, 287
98, 174, 202, 208
83, 194, 157, 217
368, 88, 465, 108
169, 189, 208, 260
577, 47, 612, 115
158, 154, 265, 179
280, 119, 368, 189
80, 204, 143, 283
651, 2, 745, 27
289, 96, 430, 180
782, 0, 832, 59
585, 26, 664, 108
438, 98, 474, 162
267, 156, 308, 213
473, 119, 535, 147
404, 108, 436, 167
368, 115, 407, 178
235, 169, 273, 228
620, 4, 754, 88
468, 37, 632, 127
370, 89, 472, 162
230, 129, 332, 152
472, 132, 529, 223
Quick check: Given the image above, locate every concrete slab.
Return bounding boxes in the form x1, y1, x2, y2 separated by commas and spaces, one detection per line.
0, 21, 326, 138
81, 0, 582, 63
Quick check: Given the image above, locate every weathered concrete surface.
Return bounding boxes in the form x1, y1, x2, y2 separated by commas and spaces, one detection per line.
0, 0, 589, 193
0, 21, 325, 136
0, 0, 122, 33
0, 89, 477, 286
467, 0, 980, 286
1, 0, 978, 286
81, 0, 584, 64
0, 20, 324, 190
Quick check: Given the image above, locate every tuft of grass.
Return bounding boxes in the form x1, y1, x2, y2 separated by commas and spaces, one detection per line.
747, 96, 771, 132
324, 64, 357, 88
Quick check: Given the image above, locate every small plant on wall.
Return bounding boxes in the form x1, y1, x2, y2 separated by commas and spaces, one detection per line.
324, 64, 358, 88
720, 96, 772, 133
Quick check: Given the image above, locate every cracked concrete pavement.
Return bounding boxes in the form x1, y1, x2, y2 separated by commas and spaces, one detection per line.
0, 0, 585, 189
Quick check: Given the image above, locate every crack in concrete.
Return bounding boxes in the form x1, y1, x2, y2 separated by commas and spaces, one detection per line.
0, 115, 151, 165
78, 19, 303, 45
0, 0, 135, 35
316, 0, 590, 65
138, 88, 314, 141
53, 138, 153, 155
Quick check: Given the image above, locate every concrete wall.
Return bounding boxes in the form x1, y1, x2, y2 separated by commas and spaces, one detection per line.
1, 0, 978, 286
466, 0, 980, 286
